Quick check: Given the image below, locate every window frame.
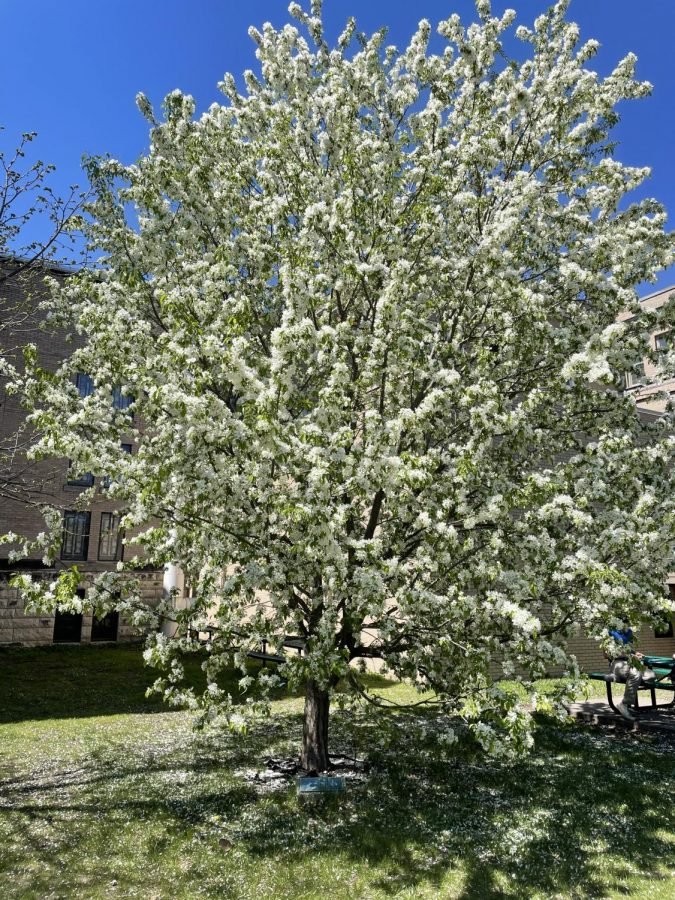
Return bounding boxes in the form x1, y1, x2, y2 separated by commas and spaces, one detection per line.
624, 362, 646, 390
60, 511, 91, 561
67, 462, 94, 488
98, 512, 123, 562
655, 332, 671, 352
112, 386, 134, 417
102, 443, 132, 490
654, 621, 674, 639
91, 610, 120, 642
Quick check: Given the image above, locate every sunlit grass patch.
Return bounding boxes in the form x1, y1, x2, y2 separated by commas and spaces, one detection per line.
0, 646, 673, 899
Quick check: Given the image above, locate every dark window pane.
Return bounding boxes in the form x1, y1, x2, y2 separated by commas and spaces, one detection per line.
98, 513, 122, 561
655, 620, 674, 639
61, 511, 91, 560
76, 373, 94, 398
67, 462, 94, 487
91, 611, 119, 642
53, 611, 83, 643
112, 387, 134, 413
53, 590, 84, 644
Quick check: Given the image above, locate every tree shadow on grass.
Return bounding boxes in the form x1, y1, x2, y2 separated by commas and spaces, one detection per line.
0, 645, 386, 726
1, 706, 674, 899
0, 645, 180, 723
0, 644, 291, 724
230, 716, 674, 898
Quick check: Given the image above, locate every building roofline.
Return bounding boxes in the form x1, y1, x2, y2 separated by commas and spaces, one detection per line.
0, 252, 78, 277
636, 405, 665, 422
638, 284, 675, 303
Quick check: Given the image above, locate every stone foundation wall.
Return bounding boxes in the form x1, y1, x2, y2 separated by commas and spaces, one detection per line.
0, 569, 164, 646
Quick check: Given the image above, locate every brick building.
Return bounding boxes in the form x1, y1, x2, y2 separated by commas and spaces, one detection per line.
0, 261, 164, 645
563, 285, 675, 670
620, 284, 675, 413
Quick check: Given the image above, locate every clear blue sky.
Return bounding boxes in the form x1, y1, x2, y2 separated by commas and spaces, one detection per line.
2, 0, 674, 291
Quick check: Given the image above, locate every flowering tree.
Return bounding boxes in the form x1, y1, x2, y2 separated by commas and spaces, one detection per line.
17, 0, 675, 769
0, 129, 83, 508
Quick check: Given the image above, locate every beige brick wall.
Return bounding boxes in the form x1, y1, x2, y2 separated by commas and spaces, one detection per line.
0, 569, 164, 646
566, 625, 675, 674
0, 262, 165, 646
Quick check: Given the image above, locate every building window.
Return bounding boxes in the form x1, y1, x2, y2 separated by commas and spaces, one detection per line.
655, 332, 671, 352
112, 387, 134, 414
61, 511, 91, 560
98, 512, 123, 561
76, 373, 94, 398
67, 462, 94, 487
53, 610, 83, 643
655, 621, 674, 639
624, 362, 646, 390
53, 589, 85, 643
91, 610, 119, 642
102, 443, 132, 489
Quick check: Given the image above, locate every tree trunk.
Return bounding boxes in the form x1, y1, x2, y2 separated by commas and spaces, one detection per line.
300, 678, 330, 772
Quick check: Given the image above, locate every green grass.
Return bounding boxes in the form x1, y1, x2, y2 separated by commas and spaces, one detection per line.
1, 646, 674, 899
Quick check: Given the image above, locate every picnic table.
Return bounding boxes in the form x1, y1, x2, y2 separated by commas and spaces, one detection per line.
643, 654, 675, 673
247, 635, 305, 666
589, 653, 675, 714
187, 627, 305, 666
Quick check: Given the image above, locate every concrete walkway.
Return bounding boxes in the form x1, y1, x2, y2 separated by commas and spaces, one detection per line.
571, 699, 675, 734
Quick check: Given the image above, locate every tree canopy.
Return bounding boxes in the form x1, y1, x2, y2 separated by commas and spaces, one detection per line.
15, 0, 675, 767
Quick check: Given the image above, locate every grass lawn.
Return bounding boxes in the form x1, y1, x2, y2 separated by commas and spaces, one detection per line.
1, 646, 674, 899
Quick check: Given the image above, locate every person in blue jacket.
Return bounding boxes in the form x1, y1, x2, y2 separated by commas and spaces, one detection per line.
607, 628, 656, 721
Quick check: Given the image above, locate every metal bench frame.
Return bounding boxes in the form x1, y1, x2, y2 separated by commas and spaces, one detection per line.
187, 628, 305, 667
588, 672, 675, 714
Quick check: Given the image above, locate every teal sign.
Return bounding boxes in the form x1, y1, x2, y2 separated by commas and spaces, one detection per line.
297, 776, 345, 794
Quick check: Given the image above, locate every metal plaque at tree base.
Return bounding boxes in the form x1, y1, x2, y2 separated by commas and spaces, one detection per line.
297, 776, 345, 794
